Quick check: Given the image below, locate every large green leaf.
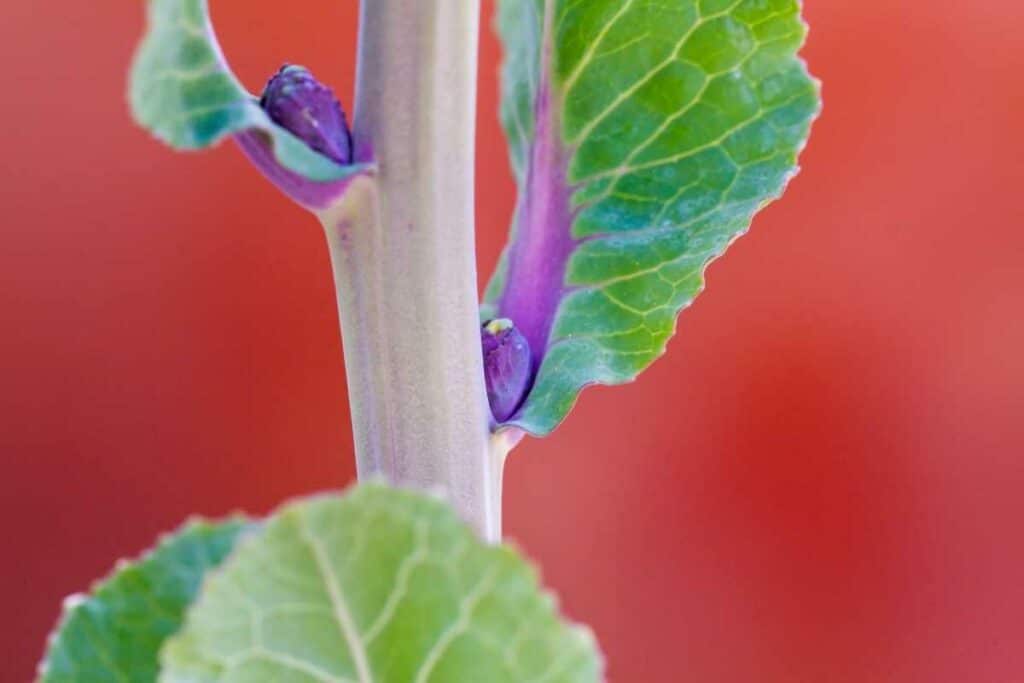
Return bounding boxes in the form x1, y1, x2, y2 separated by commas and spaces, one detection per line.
161, 484, 601, 682
130, 0, 360, 183
38, 518, 249, 682
487, 0, 820, 435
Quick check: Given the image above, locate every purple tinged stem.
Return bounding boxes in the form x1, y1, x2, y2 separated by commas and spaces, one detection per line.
233, 131, 358, 210
495, 28, 577, 370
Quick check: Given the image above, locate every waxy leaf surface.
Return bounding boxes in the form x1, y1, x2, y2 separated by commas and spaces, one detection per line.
38, 518, 249, 682
487, 0, 820, 435
160, 484, 601, 683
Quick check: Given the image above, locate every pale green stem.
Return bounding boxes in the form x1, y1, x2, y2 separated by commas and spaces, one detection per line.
318, 1, 509, 541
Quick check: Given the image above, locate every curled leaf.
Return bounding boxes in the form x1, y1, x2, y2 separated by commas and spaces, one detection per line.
129, 0, 369, 208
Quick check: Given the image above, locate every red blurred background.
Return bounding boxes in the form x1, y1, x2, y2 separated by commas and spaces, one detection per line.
3, 1, 1023, 681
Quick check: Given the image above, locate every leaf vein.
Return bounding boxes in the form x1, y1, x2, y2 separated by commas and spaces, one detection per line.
297, 515, 375, 683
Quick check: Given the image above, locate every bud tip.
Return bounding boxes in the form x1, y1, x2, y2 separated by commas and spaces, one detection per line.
260, 64, 352, 166
481, 319, 533, 423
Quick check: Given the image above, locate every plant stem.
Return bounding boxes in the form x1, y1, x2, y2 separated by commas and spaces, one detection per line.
318, 1, 503, 540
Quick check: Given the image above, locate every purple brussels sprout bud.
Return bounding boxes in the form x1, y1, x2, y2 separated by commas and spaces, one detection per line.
481, 319, 533, 422
260, 64, 352, 165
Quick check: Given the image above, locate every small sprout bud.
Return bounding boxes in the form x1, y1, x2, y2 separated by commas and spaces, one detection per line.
481, 319, 533, 422
260, 64, 353, 165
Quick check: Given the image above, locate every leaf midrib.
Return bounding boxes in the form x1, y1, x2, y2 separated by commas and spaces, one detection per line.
298, 516, 375, 683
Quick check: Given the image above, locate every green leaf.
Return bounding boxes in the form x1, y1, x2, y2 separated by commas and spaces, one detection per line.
129, 0, 359, 182
38, 518, 250, 683
161, 484, 602, 682
488, 0, 820, 435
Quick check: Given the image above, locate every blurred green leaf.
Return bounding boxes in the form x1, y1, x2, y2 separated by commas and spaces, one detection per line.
38, 518, 249, 682
161, 484, 601, 682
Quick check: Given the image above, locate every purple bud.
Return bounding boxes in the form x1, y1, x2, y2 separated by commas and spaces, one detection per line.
260, 65, 352, 165
481, 319, 533, 422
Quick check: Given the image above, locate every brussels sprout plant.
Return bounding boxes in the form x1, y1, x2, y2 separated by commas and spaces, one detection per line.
39, 1, 818, 680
